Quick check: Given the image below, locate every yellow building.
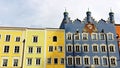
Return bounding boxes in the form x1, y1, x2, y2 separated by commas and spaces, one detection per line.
0, 27, 26, 68
45, 29, 65, 68
23, 28, 45, 68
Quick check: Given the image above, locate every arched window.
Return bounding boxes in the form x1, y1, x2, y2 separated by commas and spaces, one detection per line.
53, 36, 57, 42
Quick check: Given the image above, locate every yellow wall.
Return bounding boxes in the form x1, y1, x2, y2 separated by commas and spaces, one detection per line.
45, 29, 65, 68
23, 29, 45, 68
0, 27, 25, 68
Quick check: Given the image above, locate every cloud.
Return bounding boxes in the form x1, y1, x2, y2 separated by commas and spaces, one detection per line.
0, 0, 120, 28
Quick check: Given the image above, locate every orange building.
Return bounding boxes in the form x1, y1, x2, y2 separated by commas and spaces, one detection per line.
115, 24, 120, 52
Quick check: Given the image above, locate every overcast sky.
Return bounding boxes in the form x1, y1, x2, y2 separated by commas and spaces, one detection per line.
0, 0, 120, 28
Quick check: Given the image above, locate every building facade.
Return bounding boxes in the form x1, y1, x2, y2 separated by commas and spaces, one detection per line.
45, 29, 65, 68
0, 27, 26, 68
60, 11, 119, 68
23, 28, 45, 68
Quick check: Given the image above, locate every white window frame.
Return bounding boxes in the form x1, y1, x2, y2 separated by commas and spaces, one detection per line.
91, 33, 98, 40
74, 33, 80, 40
110, 56, 117, 67
28, 46, 33, 53
12, 57, 19, 67
75, 56, 82, 66
83, 55, 90, 66
66, 32, 72, 41
82, 33, 88, 40
74, 44, 81, 52
101, 56, 108, 66
2, 57, 8, 67
82, 44, 89, 53
67, 44, 73, 52
92, 44, 98, 53
26, 58, 32, 66
36, 46, 41, 53
35, 58, 41, 65
99, 33, 105, 40
107, 32, 114, 41
93, 56, 100, 66
67, 56, 73, 66
47, 58, 51, 64
109, 44, 115, 52
100, 44, 107, 53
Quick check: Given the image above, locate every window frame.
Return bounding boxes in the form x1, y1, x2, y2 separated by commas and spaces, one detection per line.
66, 32, 72, 41
27, 58, 32, 65
82, 44, 89, 53
74, 44, 81, 52
83, 55, 90, 66
5, 35, 11, 42
82, 33, 88, 40
91, 33, 98, 40
99, 33, 105, 40
4, 46, 9, 53
109, 44, 115, 52
92, 44, 99, 53
74, 33, 80, 40
101, 56, 108, 66
93, 56, 100, 66
15, 37, 20, 42
33, 36, 38, 43
35, 58, 41, 65
67, 44, 73, 52
28, 46, 33, 53
67, 56, 73, 66
14, 46, 20, 53
53, 36, 57, 42
48, 46, 53, 52
36, 46, 41, 53
107, 32, 114, 41
100, 44, 107, 53
110, 56, 117, 66
75, 56, 82, 66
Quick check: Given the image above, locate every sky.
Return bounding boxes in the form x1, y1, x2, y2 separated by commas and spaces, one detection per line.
0, 0, 120, 28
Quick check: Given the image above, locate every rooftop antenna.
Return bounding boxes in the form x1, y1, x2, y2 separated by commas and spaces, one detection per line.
110, 8, 112, 12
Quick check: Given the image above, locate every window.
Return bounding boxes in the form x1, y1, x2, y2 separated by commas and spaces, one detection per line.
36, 47, 41, 53
4, 46, 9, 53
75, 56, 81, 65
2, 59, 8, 66
108, 33, 113, 40
84, 56, 90, 65
93, 57, 100, 65
58, 46, 62, 52
92, 44, 98, 52
100, 33, 105, 40
0, 34, 1, 39
13, 59, 18, 66
67, 57, 73, 65
75, 44, 80, 52
67, 44, 72, 52
53, 36, 57, 42
102, 57, 108, 66
27, 58, 32, 65
82, 33, 88, 40
15, 37, 20, 42
109, 45, 115, 52
49, 46, 53, 52
36, 58, 40, 65
74, 33, 80, 40
14, 46, 19, 53
33, 36, 38, 42
110, 57, 116, 66
47, 58, 51, 64
54, 58, 58, 64
91, 33, 97, 40
66, 33, 72, 40
5, 35, 10, 42
83, 44, 89, 52
28, 47, 33, 53
101, 44, 106, 52
60, 58, 64, 64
